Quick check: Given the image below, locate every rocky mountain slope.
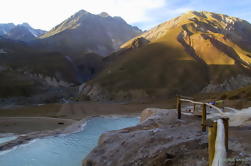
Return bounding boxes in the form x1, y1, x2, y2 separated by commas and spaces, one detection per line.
0, 23, 15, 35
80, 11, 251, 101
0, 37, 79, 100
38, 10, 142, 56
0, 9, 141, 101
0, 10, 142, 92
0, 23, 46, 41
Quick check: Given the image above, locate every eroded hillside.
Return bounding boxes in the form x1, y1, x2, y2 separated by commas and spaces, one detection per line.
80, 11, 251, 101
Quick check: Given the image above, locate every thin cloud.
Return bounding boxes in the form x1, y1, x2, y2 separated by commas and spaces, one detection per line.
0, 0, 251, 31
84, 0, 166, 23
0, 0, 166, 30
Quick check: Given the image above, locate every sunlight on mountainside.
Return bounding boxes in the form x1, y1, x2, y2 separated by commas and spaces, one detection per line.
1, 1, 251, 166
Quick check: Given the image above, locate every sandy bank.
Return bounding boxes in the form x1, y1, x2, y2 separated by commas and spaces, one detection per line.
0, 117, 76, 134
0, 114, 138, 152
0, 101, 168, 152
0, 101, 167, 134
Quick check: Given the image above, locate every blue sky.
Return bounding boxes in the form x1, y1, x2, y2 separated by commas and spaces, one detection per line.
134, 0, 251, 30
0, 0, 250, 31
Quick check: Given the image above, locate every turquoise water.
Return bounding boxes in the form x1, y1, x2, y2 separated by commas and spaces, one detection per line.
0, 117, 138, 166
0, 136, 17, 145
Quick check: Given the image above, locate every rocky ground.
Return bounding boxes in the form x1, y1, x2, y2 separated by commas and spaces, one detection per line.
83, 108, 251, 166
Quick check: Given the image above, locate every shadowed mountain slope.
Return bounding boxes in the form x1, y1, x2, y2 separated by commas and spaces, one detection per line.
0, 10, 141, 100
80, 11, 251, 101
0, 23, 46, 41
0, 37, 81, 98
39, 10, 142, 56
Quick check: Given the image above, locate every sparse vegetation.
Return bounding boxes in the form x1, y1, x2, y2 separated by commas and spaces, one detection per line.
86, 11, 251, 101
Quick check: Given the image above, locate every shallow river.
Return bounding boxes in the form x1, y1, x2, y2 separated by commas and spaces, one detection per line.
0, 117, 138, 166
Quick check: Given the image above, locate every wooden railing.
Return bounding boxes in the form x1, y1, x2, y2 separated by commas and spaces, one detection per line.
176, 96, 229, 166
208, 118, 229, 166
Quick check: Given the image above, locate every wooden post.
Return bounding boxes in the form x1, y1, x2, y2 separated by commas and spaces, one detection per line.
208, 121, 217, 166
222, 100, 225, 112
177, 96, 181, 119
222, 117, 229, 152
201, 104, 207, 132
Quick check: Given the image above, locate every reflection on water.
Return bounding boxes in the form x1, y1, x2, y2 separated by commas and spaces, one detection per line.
0, 117, 138, 166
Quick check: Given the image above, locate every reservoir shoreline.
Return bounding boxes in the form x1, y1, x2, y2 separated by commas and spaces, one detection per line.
0, 113, 139, 152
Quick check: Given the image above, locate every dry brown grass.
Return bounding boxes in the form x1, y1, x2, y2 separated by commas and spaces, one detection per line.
88, 11, 251, 101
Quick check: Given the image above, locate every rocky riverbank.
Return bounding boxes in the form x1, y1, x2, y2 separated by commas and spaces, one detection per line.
83, 108, 251, 166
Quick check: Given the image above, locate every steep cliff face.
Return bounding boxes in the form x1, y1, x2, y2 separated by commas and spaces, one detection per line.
80, 11, 251, 101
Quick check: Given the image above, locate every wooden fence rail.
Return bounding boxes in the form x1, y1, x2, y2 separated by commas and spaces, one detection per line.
176, 96, 229, 166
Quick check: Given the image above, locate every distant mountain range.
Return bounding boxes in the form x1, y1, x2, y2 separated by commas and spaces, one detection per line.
0, 10, 142, 99
0, 23, 46, 41
2, 10, 251, 102
38, 10, 142, 56
80, 11, 251, 101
